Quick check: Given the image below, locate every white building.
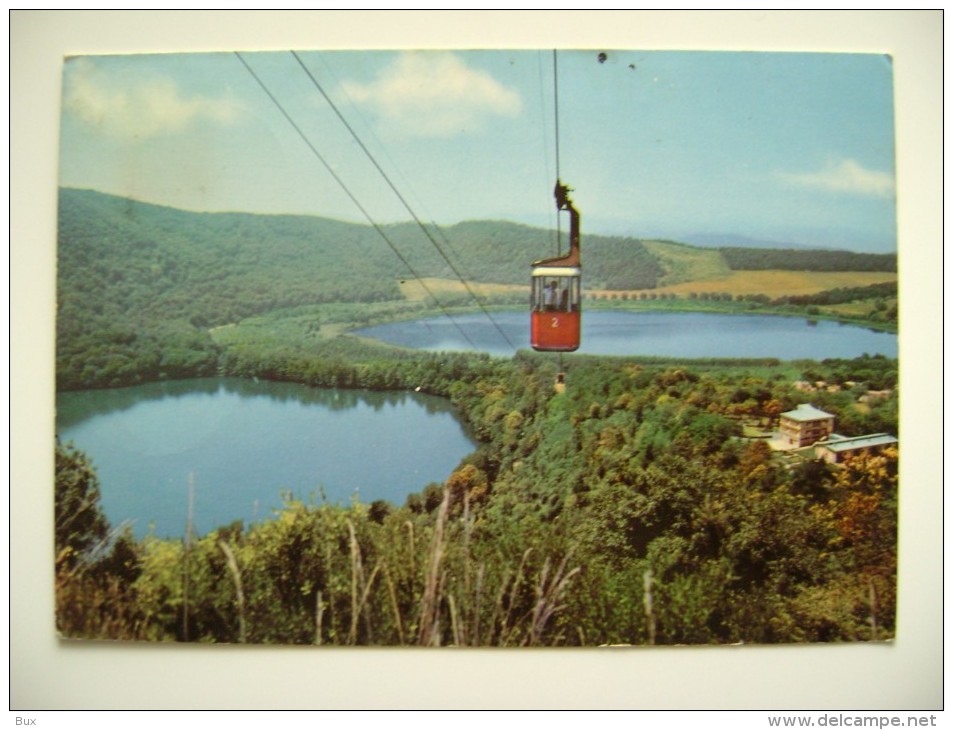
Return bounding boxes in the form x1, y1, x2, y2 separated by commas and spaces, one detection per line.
778, 403, 836, 448
814, 433, 899, 465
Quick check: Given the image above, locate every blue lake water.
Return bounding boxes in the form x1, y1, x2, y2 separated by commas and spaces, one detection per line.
355, 310, 897, 360
56, 378, 477, 539
55, 312, 896, 540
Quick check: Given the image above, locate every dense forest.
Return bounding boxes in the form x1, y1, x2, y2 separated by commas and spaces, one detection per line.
56, 188, 662, 388
56, 347, 898, 645
54, 187, 899, 645
56, 187, 897, 390
774, 281, 898, 309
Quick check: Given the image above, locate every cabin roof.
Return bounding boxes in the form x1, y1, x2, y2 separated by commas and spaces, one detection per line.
780, 403, 835, 422
531, 265, 581, 277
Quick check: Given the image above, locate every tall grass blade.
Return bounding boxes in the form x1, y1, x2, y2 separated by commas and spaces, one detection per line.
417, 487, 449, 646
218, 539, 247, 643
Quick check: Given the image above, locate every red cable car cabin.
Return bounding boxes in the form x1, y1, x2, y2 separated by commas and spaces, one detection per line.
531, 181, 581, 352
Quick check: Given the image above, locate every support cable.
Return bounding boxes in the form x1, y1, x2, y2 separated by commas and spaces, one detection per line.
315, 55, 498, 334
234, 51, 478, 350
537, 50, 558, 255
553, 49, 561, 184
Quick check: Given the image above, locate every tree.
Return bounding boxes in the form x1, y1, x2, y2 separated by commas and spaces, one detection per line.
55, 440, 110, 568
763, 398, 784, 428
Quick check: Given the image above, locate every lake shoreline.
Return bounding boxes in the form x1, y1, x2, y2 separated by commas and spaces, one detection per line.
351, 309, 898, 361
341, 300, 898, 335
56, 378, 479, 539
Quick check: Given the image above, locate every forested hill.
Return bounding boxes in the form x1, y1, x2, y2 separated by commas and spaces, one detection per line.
56, 187, 665, 307
55, 187, 659, 387
56, 187, 896, 389
55, 188, 900, 646
719, 247, 897, 272
57, 187, 895, 313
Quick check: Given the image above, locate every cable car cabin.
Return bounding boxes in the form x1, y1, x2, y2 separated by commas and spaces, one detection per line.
531, 267, 580, 351
531, 180, 582, 352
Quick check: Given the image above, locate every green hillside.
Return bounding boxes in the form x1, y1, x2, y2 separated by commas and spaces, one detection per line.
56, 188, 667, 386
720, 247, 897, 272
57, 188, 895, 326
55, 349, 899, 645
54, 188, 899, 646
642, 239, 733, 286
57, 188, 665, 315
56, 187, 897, 390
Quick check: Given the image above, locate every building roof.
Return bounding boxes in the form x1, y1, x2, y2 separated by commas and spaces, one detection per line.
815, 433, 898, 452
780, 403, 835, 422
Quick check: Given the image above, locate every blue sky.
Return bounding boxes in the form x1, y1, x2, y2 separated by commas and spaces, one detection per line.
59, 49, 897, 252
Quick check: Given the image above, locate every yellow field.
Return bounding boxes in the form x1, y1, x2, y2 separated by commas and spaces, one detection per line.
398, 277, 527, 301
399, 271, 897, 302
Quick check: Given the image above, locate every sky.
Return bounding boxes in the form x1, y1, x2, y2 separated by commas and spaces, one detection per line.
14, 13, 940, 711
58, 49, 898, 253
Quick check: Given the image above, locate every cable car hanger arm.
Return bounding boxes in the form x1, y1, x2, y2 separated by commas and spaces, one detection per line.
533, 179, 580, 268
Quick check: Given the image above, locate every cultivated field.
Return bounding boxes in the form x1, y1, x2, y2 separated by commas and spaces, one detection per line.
398, 277, 527, 302
401, 271, 897, 302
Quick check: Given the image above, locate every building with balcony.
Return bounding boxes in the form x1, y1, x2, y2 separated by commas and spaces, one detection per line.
778, 403, 835, 448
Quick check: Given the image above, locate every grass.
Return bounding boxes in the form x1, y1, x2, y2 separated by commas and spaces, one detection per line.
825, 298, 898, 318
642, 239, 733, 286
398, 277, 526, 302
394, 270, 896, 303
208, 268, 898, 360
400, 487, 585, 647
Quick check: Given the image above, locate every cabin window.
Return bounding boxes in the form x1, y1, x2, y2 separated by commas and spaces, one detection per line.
533, 275, 580, 313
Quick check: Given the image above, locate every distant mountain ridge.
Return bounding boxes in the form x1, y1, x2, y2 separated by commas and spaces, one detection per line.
681, 233, 831, 251
56, 187, 896, 318
55, 187, 898, 390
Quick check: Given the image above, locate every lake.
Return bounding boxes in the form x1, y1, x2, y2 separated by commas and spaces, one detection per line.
355, 310, 898, 359
55, 312, 896, 540
56, 378, 478, 539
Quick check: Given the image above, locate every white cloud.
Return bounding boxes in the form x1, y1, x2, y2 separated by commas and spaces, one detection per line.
64, 58, 242, 140
342, 52, 522, 137
778, 158, 895, 198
